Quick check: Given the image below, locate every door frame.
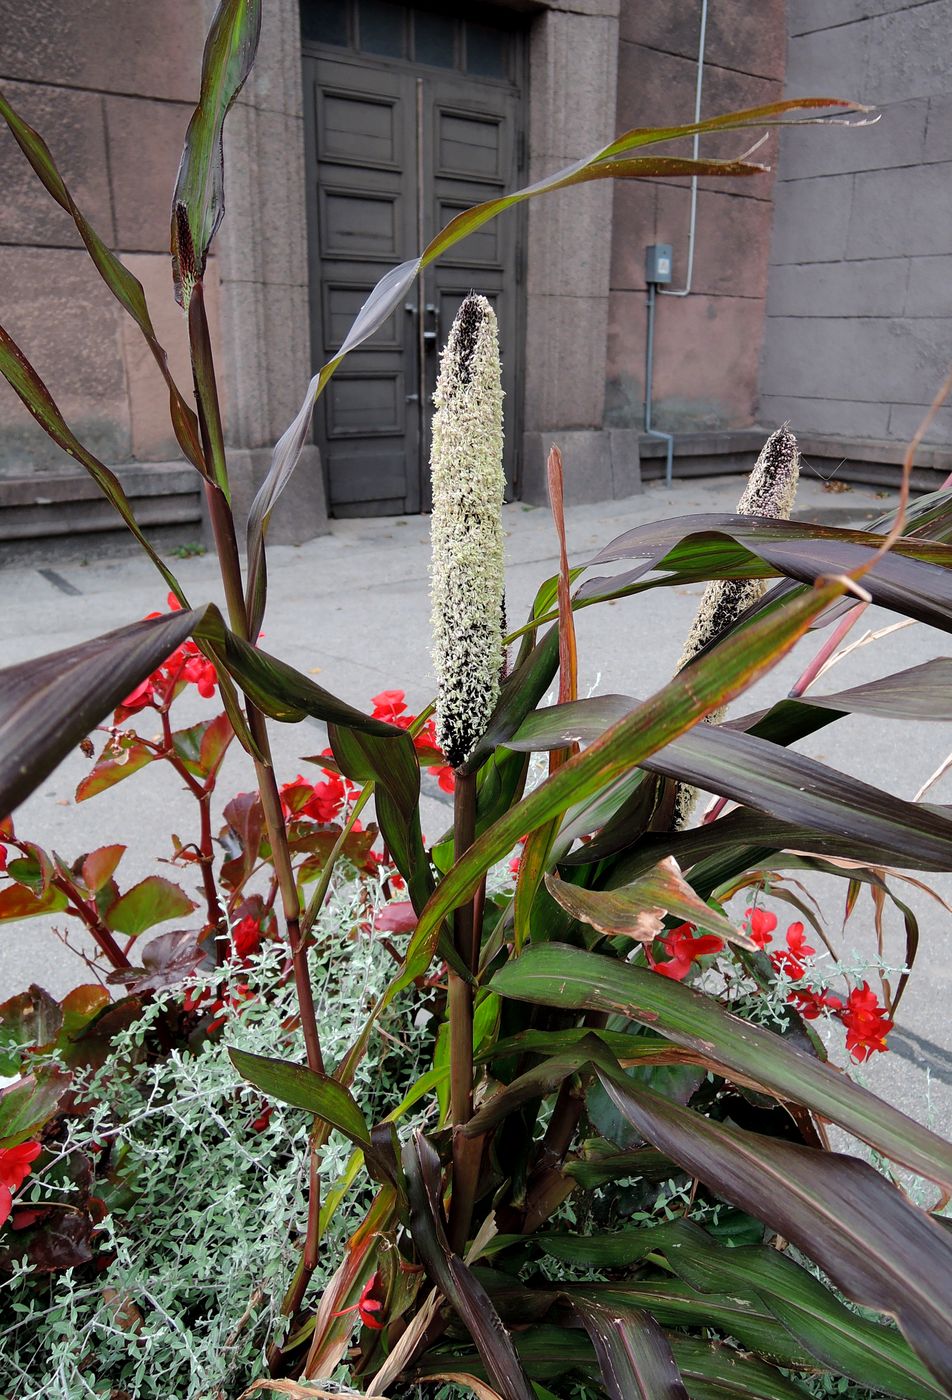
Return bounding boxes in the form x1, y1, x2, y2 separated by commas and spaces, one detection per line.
213, 0, 621, 528
301, 6, 529, 515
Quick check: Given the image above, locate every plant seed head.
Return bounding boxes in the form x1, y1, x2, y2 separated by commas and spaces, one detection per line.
429, 294, 506, 769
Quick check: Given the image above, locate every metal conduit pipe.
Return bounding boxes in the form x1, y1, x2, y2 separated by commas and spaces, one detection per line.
643, 0, 709, 486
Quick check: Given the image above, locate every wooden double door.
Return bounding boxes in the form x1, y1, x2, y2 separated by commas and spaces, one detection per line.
302, 1, 526, 515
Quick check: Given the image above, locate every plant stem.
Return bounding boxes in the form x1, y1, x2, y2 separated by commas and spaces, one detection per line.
301, 782, 374, 942
158, 709, 228, 950
447, 768, 482, 1253
55, 878, 130, 971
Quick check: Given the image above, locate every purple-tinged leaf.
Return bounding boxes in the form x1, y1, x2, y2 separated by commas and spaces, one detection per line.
170, 0, 261, 305
597, 1073, 952, 1393
566, 1298, 688, 1400
490, 943, 952, 1190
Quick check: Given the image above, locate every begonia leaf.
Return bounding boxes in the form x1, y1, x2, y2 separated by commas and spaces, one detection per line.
81, 845, 126, 894
103, 876, 197, 937
0, 986, 63, 1073
0, 1066, 71, 1145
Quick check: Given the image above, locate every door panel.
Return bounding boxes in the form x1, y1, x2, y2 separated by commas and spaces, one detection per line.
302, 2, 525, 517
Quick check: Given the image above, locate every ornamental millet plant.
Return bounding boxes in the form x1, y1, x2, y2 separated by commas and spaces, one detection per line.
429, 293, 507, 1248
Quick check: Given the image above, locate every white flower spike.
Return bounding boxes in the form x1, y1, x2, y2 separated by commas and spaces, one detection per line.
673, 424, 801, 827
430, 294, 506, 769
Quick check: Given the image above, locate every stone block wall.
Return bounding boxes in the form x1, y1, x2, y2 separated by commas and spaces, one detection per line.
605, 0, 786, 434
0, 0, 211, 479
761, 1, 952, 449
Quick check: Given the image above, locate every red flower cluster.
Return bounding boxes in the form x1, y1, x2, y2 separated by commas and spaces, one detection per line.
0, 1141, 41, 1228
646, 922, 725, 981
746, 907, 893, 1061
231, 915, 263, 960
370, 690, 455, 793
281, 768, 349, 826
183, 979, 254, 1032
120, 594, 217, 713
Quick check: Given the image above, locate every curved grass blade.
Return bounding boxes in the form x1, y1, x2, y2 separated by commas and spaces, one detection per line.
0, 610, 200, 819
0, 91, 204, 472
0, 324, 186, 602
246, 98, 860, 624
489, 942, 952, 1189
596, 1074, 952, 1393
540, 1220, 943, 1400
565, 1298, 688, 1400
505, 694, 952, 870
0, 606, 401, 819
227, 1047, 371, 1150
404, 1132, 535, 1400
171, 0, 261, 305
544, 864, 747, 947
191, 612, 400, 733
327, 724, 432, 912
396, 580, 846, 991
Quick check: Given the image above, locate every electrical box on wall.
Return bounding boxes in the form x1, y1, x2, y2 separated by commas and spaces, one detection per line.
645, 243, 673, 285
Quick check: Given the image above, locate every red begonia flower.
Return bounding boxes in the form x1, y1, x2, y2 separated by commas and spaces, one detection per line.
334, 1273, 385, 1330
745, 907, 777, 949
371, 689, 408, 723
839, 981, 893, 1061
0, 1141, 41, 1229
232, 916, 263, 959
648, 923, 724, 981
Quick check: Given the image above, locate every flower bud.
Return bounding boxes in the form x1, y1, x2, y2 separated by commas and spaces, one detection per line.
430, 295, 506, 769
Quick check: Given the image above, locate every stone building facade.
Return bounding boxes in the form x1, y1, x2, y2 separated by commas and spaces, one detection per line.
0, 0, 948, 552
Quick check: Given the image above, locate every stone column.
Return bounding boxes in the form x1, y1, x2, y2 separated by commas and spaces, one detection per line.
214, 0, 328, 542
519, 0, 639, 504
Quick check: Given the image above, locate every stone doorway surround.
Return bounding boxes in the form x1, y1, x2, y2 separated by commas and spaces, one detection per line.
214, 0, 624, 540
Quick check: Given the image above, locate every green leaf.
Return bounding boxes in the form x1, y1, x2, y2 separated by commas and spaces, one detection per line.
490, 943, 952, 1190
668, 1337, 811, 1400
0, 1066, 71, 1146
192, 610, 400, 733
536, 1220, 943, 1399
398, 579, 846, 991
0, 882, 68, 922
404, 1131, 536, 1400
170, 0, 261, 305
227, 1047, 372, 1151
0, 986, 63, 1073
0, 91, 204, 472
566, 1298, 688, 1400
104, 876, 196, 936
328, 724, 432, 914
76, 735, 155, 803
545, 862, 747, 947
580, 516, 952, 635
507, 694, 952, 871
597, 1074, 952, 1394
81, 845, 126, 894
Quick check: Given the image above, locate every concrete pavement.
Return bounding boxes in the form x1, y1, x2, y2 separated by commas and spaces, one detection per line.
3, 473, 952, 1156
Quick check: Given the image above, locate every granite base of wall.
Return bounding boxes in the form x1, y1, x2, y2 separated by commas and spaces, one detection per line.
0, 462, 202, 566
220, 443, 329, 548
521, 428, 642, 505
